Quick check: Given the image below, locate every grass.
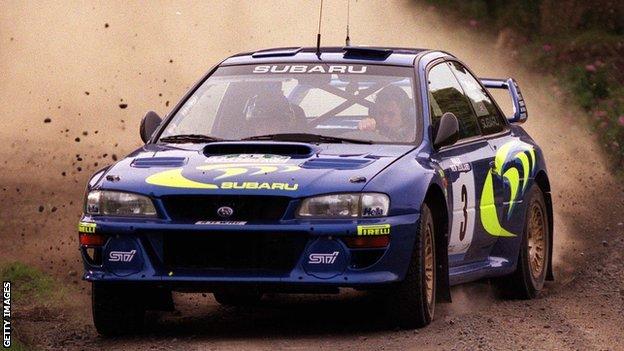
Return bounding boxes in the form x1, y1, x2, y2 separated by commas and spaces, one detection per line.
0, 261, 66, 306
0, 262, 61, 351
7, 339, 36, 351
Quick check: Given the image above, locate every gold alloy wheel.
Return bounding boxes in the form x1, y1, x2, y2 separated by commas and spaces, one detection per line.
527, 201, 546, 280
424, 221, 435, 315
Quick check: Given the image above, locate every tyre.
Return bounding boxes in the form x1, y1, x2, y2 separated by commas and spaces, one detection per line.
213, 290, 263, 307
497, 184, 550, 299
387, 203, 436, 328
92, 283, 145, 336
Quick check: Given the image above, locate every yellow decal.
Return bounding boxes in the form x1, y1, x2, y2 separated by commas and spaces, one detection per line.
78, 222, 97, 234
504, 167, 520, 214
479, 172, 515, 237
515, 151, 530, 193
146, 163, 300, 191
357, 224, 391, 236
146, 168, 218, 189
479, 141, 537, 237
197, 163, 300, 179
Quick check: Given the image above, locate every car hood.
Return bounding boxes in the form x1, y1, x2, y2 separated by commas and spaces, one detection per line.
95, 142, 415, 198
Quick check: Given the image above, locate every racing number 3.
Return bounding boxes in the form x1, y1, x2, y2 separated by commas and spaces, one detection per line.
449, 171, 476, 255
459, 184, 468, 241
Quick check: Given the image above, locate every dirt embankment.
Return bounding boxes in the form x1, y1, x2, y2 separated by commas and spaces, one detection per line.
1, 1, 623, 350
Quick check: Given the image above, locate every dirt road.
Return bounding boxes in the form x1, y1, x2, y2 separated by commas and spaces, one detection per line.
1, 1, 624, 350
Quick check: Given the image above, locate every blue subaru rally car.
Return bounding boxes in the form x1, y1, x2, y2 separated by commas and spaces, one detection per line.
79, 46, 553, 335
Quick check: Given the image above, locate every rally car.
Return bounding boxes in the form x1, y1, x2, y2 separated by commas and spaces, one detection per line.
79, 46, 553, 335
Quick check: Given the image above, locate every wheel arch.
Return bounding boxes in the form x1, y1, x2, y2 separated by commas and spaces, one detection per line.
424, 183, 452, 302
534, 170, 554, 281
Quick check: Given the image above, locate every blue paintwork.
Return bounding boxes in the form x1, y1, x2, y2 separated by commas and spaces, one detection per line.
80, 47, 551, 295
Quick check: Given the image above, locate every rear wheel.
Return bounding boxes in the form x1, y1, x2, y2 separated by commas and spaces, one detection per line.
387, 203, 436, 328
92, 283, 145, 336
497, 184, 550, 299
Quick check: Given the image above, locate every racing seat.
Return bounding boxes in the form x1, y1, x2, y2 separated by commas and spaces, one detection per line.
289, 103, 309, 133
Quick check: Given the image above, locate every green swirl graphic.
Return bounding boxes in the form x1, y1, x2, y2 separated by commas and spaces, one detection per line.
480, 141, 536, 237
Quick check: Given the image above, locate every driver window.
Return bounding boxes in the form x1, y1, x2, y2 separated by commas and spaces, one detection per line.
428, 63, 481, 140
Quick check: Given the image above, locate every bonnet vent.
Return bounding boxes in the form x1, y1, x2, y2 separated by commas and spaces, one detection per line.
301, 158, 374, 170
131, 157, 187, 168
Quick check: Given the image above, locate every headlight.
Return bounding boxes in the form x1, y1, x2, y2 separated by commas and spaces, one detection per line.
86, 190, 157, 217
297, 193, 389, 218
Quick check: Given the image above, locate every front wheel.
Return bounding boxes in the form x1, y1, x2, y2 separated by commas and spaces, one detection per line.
386, 203, 436, 328
92, 283, 145, 336
497, 184, 550, 299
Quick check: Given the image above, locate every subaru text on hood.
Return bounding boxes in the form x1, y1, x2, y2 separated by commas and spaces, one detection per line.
79, 46, 554, 335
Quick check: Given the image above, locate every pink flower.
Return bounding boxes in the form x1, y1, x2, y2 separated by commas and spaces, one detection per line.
469, 19, 478, 27
594, 110, 608, 118
542, 44, 552, 52
585, 64, 597, 72
618, 115, 624, 126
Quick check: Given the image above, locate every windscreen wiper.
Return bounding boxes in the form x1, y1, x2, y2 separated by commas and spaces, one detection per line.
241, 133, 373, 144
159, 134, 226, 143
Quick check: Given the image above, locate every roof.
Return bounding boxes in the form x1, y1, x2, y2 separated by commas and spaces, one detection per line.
221, 46, 432, 67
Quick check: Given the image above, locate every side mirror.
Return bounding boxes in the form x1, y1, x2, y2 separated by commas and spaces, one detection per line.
434, 112, 460, 149
140, 111, 162, 143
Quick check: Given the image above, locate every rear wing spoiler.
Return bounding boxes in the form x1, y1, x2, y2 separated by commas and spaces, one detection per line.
480, 78, 527, 124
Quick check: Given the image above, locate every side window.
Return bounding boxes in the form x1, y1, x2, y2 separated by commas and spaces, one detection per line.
449, 62, 506, 135
428, 63, 481, 140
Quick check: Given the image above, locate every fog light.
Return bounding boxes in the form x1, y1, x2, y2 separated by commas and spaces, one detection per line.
343, 235, 389, 248
79, 232, 106, 246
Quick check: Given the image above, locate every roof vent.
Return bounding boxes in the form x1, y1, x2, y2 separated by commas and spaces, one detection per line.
343, 47, 393, 60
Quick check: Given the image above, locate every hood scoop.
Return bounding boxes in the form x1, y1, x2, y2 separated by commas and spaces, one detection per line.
131, 157, 187, 168
302, 157, 374, 170
203, 142, 315, 157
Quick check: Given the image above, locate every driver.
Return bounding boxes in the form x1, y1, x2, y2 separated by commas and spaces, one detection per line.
358, 85, 413, 141
245, 92, 296, 136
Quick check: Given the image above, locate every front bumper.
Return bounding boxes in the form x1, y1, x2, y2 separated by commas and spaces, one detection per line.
80, 213, 419, 289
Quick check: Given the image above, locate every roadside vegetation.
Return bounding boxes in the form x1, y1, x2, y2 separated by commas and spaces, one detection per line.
0, 262, 65, 304
1, 261, 67, 351
427, 0, 624, 174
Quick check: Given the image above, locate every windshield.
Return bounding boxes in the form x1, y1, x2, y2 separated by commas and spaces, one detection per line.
159, 64, 418, 144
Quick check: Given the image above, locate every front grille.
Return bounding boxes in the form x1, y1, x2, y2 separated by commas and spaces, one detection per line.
161, 195, 291, 223
163, 231, 308, 272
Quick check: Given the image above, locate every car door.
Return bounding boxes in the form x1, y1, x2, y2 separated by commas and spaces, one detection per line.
449, 62, 527, 243
427, 61, 499, 267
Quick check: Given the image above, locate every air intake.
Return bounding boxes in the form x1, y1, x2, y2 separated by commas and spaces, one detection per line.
203, 142, 314, 157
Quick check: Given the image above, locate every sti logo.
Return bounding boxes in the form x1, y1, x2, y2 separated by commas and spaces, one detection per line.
308, 251, 339, 265
108, 250, 136, 262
